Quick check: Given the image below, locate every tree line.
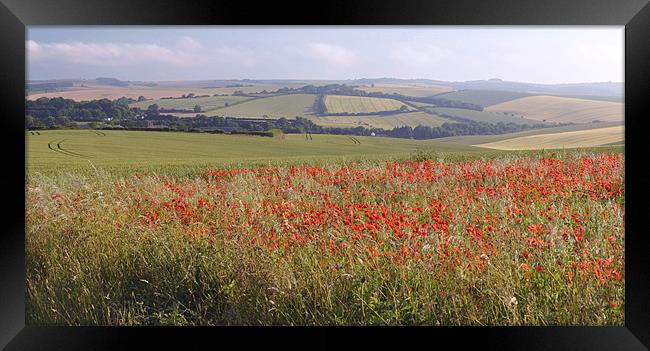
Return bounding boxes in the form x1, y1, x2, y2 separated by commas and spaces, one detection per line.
26, 97, 558, 140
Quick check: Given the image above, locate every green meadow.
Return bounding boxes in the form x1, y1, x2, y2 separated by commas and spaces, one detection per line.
26, 129, 484, 174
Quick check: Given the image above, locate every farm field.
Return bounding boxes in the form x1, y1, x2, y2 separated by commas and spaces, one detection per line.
324, 95, 412, 114
434, 90, 532, 107
26, 83, 303, 101
26, 149, 624, 325
129, 95, 252, 112
474, 125, 624, 150
436, 121, 623, 145
197, 94, 317, 118
521, 92, 623, 103
309, 111, 448, 129
486, 95, 624, 124
26, 130, 481, 173
423, 107, 538, 125
357, 83, 453, 97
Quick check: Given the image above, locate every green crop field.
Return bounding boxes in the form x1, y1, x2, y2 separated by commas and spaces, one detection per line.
424, 107, 539, 125
324, 95, 411, 114
195, 94, 317, 118
26, 129, 483, 173
129, 95, 252, 112
309, 111, 448, 130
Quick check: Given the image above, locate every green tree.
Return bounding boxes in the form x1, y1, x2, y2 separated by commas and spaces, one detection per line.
25, 115, 34, 129
146, 104, 160, 118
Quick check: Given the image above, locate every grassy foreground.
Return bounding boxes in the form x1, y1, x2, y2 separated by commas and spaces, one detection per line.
26, 149, 624, 325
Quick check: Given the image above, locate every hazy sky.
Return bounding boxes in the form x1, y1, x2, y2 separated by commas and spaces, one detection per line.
27, 26, 623, 84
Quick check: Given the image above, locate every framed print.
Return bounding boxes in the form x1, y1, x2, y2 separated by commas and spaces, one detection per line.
1, 0, 649, 349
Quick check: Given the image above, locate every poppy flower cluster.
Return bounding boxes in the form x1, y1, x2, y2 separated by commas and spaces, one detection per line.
119, 153, 623, 288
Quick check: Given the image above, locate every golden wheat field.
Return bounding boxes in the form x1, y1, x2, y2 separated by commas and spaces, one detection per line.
474, 125, 624, 150
485, 95, 624, 124
324, 95, 411, 114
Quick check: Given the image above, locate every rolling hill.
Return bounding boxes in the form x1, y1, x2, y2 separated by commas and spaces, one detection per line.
473, 125, 624, 150
435, 121, 623, 146
422, 107, 540, 125
485, 95, 624, 124
26, 81, 306, 101
197, 94, 317, 118
130, 95, 252, 112
356, 83, 452, 97
433, 90, 533, 107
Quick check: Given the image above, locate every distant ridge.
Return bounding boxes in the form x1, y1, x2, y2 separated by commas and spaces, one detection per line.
26, 77, 623, 99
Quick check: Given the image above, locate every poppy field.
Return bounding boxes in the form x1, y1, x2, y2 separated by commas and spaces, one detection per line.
25, 150, 624, 325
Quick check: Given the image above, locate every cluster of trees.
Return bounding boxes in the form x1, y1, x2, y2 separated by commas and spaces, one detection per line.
160, 93, 211, 100
138, 115, 548, 140
105, 115, 332, 135
26, 97, 141, 128
26, 81, 74, 92
397, 121, 543, 140
144, 105, 202, 114
95, 77, 129, 87
273, 84, 484, 111
225, 84, 253, 88
313, 95, 326, 115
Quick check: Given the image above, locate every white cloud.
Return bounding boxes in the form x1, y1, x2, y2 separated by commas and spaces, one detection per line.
176, 36, 202, 51
26, 38, 255, 68
306, 42, 358, 67
389, 44, 451, 66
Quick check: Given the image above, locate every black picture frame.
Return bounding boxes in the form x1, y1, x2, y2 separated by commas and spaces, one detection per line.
1, 0, 649, 349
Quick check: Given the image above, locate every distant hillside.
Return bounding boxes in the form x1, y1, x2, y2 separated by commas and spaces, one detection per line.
447, 80, 622, 98
26, 80, 74, 92
433, 90, 533, 107
486, 95, 624, 124
423, 107, 542, 126
351, 78, 451, 86
474, 125, 624, 150
27, 78, 623, 105
199, 94, 317, 118
346, 78, 622, 99
95, 77, 130, 87
356, 84, 452, 97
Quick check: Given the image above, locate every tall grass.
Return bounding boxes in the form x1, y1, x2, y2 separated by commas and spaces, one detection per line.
26, 151, 624, 325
